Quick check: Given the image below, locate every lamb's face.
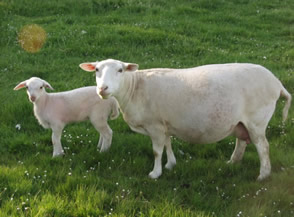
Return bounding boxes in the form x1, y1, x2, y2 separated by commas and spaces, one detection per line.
14, 77, 54, 103
26, 78, 46, 102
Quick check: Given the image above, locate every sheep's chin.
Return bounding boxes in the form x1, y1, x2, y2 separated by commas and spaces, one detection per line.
99, 93, 110, 99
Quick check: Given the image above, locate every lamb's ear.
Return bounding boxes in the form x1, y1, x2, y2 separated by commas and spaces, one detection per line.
124, 63, 138, 72
14, 81, 27, 90
43, 80, 54, 90
79, 62, 97, 72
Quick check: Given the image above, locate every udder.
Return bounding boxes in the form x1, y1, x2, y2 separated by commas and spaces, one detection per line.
233, 122, 251, 144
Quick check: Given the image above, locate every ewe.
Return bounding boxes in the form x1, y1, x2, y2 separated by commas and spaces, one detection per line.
80, 59, 291, 180
14, 77, 119, 157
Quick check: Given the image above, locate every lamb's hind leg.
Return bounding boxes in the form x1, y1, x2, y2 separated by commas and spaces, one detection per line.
90, 112, 113, 152
51, 125, 65, 157
91, 120, 113, 152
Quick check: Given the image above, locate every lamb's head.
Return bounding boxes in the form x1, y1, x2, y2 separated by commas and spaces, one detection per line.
79, 59, 138, 99
14, 77, 54, 103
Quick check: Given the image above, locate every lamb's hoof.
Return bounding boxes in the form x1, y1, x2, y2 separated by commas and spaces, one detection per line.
99, 145, 110, 153
53, 151, 65, 158
148, 170, 162, 179
227, 159, 233, 164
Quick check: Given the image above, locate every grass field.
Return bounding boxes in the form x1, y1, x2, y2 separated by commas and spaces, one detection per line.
0, 0, 294, 216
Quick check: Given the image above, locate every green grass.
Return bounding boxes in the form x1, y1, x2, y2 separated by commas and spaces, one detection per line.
0, 0, 294, 216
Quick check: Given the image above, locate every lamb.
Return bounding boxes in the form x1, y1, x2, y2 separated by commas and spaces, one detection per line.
79, 59, 291, 181
14, 77, 119, 157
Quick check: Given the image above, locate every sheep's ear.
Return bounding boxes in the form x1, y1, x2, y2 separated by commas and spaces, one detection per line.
43, 80, 54, 90
79, 62, 97, 72
14, 81, 27, 90
124, 63, 138, 72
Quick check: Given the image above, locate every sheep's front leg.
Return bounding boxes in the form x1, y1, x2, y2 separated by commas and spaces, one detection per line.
148, 126, 166, 179
51, 126, 64, 157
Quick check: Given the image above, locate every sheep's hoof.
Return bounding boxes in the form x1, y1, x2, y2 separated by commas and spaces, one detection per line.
148, 170, 162, 179
165, 161, 176, 170
257, 173, 270, 181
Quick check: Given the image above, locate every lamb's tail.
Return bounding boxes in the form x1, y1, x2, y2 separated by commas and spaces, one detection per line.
109, 97, 120, 120
280, 85, 292, 122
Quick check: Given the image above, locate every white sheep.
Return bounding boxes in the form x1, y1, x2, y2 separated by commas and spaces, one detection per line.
14, 77, 119, 157
80, 59, 291, 181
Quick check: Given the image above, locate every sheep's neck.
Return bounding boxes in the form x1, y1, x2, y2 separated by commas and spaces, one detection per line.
115, 71, 138, 112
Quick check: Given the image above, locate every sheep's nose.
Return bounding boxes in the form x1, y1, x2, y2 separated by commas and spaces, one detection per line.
30, 96, 36, 102
97, 86, 109, 99
98, 86, 108, 95
99, 86, 108, 92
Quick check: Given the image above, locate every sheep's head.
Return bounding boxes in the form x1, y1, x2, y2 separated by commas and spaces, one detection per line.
79, 59, 138, 99
14, 77, 54, 103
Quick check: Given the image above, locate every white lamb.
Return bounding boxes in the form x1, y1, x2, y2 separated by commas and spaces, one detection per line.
14, 77, 119, 157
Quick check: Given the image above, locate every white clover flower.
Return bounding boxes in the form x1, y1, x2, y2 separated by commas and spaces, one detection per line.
15, 124, 21, 130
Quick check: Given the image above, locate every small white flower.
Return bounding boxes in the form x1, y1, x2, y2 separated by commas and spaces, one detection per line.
68, 172, 72, 176
81, 30, 87, 34
15, 124, 21, 130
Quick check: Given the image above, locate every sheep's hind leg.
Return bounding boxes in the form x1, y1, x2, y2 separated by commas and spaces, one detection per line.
227, 138, 247, 164
165, 136, 176, 170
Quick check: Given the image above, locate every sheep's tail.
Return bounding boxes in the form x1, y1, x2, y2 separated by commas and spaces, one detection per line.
109, 97, 120, 120
280, 85, 292, 122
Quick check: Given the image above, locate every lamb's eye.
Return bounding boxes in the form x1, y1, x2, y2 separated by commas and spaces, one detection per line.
118, 68, 123, 73
40, 86, 43, 89
25, 86, 28, 89
95, 68, 99, 72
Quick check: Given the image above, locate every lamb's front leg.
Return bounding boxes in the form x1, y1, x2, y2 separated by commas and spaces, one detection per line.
51, 126, 65, 157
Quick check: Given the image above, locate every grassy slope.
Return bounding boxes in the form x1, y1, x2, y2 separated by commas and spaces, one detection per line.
0, 0, 294, 216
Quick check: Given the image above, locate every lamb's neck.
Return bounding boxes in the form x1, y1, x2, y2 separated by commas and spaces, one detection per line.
33, 93, 49, 116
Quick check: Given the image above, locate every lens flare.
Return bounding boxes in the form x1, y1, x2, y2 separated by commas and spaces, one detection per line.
18, 24, 46, 53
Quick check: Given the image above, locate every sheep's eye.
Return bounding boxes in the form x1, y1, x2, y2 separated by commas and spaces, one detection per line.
95, 68, 99, 72
118, 68, 123, 73
40, 86, 43, 89
25, 86, 28, 89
